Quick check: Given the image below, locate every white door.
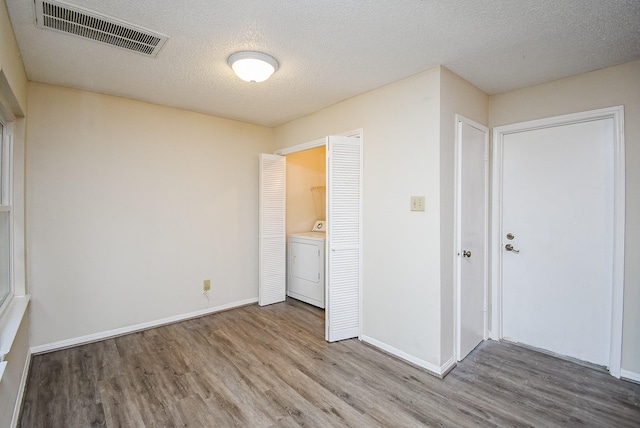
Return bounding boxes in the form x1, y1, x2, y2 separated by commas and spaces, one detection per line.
258, 154, 286, 306
456, 117, 488, 361
325, 135, 362, 342
501, 118, 614, 366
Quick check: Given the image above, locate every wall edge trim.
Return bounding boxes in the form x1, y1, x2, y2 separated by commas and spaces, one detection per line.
30, 297, 258, 354
10, 349, 31, 428
361, 335, 456, 378
621, 369, 640, 384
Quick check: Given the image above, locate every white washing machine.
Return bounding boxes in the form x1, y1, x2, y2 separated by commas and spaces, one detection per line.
287, 221, 326, 308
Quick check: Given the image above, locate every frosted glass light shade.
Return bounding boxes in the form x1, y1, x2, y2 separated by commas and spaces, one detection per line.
228, 51, 279, 83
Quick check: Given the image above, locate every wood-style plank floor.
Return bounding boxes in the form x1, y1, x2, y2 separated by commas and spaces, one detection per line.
20, 298, 640, 427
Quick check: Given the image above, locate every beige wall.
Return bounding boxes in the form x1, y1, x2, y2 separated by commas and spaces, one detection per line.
26, 83, 274, 347
276, 67, 446, 368
439, 68, 489, 363
490, 59, 640, 374
285, 146, 326, 235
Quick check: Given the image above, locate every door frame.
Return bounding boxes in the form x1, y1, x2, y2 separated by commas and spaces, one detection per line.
490, 106, 625, 377
454, 114, 489, 361
274, 128, 364, 341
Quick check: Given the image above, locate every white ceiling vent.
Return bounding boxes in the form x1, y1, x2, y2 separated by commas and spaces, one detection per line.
34, 0, 168, 57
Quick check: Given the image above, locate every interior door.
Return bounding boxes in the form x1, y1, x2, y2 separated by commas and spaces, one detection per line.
501, 118, 614, 366
325, 135, 362, 342
456, 118, 488, 361
258, 154, 286, 306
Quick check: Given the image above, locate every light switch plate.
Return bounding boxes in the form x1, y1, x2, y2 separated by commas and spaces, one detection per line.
411, 196, 425, 211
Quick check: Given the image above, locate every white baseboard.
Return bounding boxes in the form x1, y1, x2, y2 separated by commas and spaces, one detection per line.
11, 349, 31, 428
440, 355, 457, 377
621, 369, 640, 384
361, 335, 456, 378
30, 298, 258, 355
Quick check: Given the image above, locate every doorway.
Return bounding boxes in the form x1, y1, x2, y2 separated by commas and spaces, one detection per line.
455, 115, 489, 361
259, 131, 363, 342
285, 145, 326, 309
491, 107, 625, 377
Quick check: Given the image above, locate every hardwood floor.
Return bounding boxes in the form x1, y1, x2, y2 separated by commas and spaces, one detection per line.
20, 298, 640, 427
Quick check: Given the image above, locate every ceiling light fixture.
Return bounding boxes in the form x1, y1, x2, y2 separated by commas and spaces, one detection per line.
228, 51, 279, 83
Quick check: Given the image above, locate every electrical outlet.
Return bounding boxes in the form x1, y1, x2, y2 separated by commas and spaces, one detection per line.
203, 279, 211, 291
410, 196, 425, 212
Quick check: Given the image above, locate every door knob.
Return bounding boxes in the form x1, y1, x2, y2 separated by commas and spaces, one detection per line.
505, 244, 520, 253
463, 250, 471, 258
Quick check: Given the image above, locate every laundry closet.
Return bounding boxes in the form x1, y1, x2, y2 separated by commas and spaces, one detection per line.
285, 146, 326, 309
259, 133, 362, 342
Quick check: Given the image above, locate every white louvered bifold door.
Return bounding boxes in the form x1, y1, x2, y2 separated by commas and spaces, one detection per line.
259, 154, 286, 306
326, 135, 362, 342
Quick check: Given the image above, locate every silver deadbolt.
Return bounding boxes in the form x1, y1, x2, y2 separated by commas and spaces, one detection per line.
463, 250, 471, 258
505, 244, 520, 253
506, 233, 515, 240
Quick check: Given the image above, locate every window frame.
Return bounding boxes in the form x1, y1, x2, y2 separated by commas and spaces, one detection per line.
0, 117, 14, 316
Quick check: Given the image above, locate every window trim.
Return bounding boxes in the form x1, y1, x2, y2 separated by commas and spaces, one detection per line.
0, 117, 14, 316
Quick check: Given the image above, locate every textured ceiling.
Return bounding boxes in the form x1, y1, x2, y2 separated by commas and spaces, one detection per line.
6, 0, 640, 127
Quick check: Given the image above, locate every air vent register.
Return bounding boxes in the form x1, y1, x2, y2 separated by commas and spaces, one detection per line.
34, 0, 168, 57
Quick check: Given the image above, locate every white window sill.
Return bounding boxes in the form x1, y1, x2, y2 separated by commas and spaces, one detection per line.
0, 295, 30, 382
